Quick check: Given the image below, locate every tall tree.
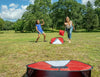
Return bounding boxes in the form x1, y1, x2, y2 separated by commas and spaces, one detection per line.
0, 18, 4, 31
95, 8, 100, 28
15, 0, 52, 32
3, 21, 14, 30
95, 0, 100, 28
84, 1, 99, 31
92, 14, 99, 29
51, 0, 85, 30
95, 0, 100, 7
24, 0, 52, 31
14, 19, 23, 32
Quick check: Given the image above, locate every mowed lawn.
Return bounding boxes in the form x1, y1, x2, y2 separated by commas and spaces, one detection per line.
0, 31, 100, 77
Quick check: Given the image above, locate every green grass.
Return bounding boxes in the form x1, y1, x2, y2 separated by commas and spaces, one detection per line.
0, 30, 100, 77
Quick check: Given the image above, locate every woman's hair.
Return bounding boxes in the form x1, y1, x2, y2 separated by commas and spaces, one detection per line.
65, 16, 70, 23
36, 20, 38, 24
36, 20, 40, 24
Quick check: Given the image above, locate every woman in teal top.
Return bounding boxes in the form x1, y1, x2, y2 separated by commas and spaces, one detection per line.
35, 19, 46, 42
64, 16, 75, 43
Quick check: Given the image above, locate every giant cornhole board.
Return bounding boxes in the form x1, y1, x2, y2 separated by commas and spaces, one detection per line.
50, 37, 64, 44
26, 60, 93, 77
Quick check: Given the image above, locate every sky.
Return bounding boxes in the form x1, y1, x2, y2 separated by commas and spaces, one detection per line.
0, 0, 96, 22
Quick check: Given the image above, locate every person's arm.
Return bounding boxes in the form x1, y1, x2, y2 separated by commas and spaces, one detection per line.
41, 19, 44, 26
36, 26, 41, 33
64, 22, 67, 27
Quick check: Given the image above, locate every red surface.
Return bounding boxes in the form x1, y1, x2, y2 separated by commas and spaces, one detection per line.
51, 37, 64, 44
28, 62, 58, 71
63, 60, 92, 71
50, 38, 56, 44
28, 60, 92, 71
59, 30, 65, 36
58, 37, 64, 43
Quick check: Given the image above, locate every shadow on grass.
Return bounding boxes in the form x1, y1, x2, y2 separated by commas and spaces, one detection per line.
29, 40, 44, 43
44, 29, 59, 33
15, 31, 33, 33
11, 29, 100, 33
15, 29, 59, 33
74, 30, 100, 33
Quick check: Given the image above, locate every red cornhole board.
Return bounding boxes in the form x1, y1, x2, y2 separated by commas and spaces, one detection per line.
50, 37, 64, 44
59, 30, 65, 36
26, 60, 93, 77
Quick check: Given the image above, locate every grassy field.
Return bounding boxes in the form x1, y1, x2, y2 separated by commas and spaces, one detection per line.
0, 30, 100, 77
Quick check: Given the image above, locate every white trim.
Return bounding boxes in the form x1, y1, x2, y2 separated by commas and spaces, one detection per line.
52, 39, 62, 44
45, 60, 70, 66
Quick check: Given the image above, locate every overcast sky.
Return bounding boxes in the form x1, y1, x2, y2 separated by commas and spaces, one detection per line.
0, 0, 96, 22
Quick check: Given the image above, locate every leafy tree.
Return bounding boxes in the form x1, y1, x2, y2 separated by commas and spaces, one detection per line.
3, 21, 14, 30
95, 0, 100, 7
14, 0, 52, 32
22, 0, 52, 32
95, 8, 100, 28
92, 14, 99, 29
51, 0, 86, 30
84, 1, 99, 31
84, 1, 94, 31
0, 18, 4, 31
70, 2, 86, 29
14, 19, 23, 32
95, 0, 100, 28
14, 0, 100, 32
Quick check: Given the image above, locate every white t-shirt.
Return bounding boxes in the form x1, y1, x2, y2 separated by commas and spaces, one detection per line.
65, 21, 72, 29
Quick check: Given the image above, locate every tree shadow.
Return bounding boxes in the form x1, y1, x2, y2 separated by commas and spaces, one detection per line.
74, 30, 100, 33
15, 30, 59, 33
29, 40, 43, 43
44, 29, 59, 33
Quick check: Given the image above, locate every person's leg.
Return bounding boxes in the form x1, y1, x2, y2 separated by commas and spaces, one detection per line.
66, 28, 70, 41
69, 27, 73, 43
42, 33, 46, 41
35, 34, 40, 42
67, 29, 70, 39
69, 26, 73, 39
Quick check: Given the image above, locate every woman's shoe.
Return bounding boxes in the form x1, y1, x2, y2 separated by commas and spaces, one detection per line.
69, 40, 71, 43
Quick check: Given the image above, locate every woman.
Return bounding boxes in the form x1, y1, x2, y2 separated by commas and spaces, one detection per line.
64, 16, 75, 43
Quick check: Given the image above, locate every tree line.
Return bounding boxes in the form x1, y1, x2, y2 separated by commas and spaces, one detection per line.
0, 0, 100, 32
